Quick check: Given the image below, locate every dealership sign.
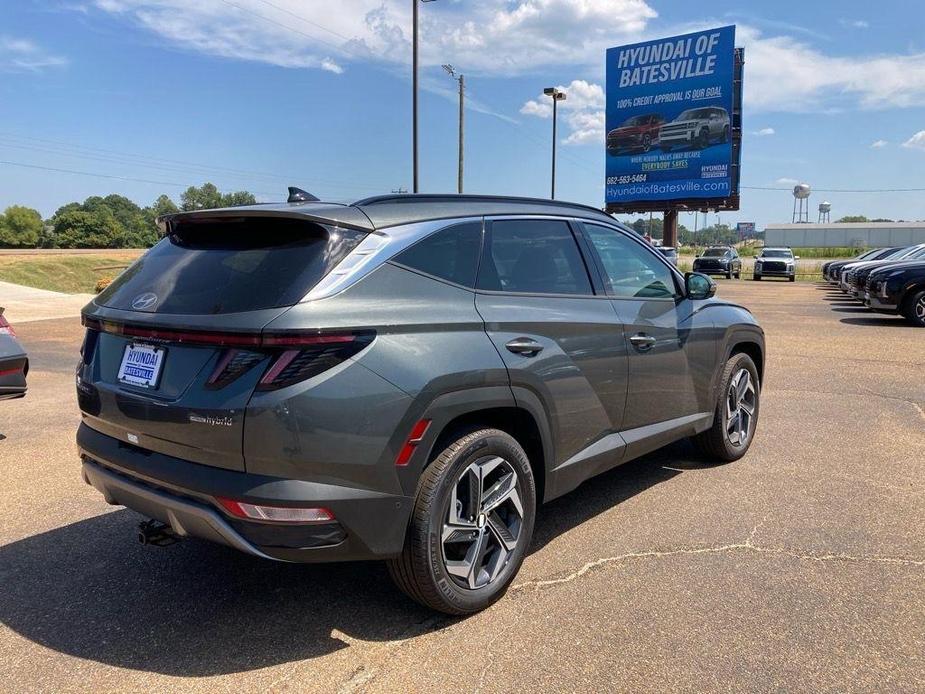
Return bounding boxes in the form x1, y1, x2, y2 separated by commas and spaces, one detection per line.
605, 25, 741, 212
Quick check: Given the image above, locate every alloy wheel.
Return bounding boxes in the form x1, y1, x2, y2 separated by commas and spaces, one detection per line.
725, 368, 757, 447
916, 296, 925, 321
442, 456, 524, 590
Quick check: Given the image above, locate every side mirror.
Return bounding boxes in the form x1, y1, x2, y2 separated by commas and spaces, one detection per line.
685, 272, 716, 300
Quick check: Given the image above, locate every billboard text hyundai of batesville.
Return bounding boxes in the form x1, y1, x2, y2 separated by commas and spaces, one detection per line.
605, 25, 739, 209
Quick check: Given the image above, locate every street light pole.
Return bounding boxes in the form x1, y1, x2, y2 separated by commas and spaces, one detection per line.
543, 87, 566, 199
443, 64, 464, 193
412, 0, 438, 194
412, 0, 419, 193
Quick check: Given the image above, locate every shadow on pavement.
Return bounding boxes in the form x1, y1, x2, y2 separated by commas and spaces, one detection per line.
830, 307, 872, 313
840, 316, 908, 328
0, 443, 692, 676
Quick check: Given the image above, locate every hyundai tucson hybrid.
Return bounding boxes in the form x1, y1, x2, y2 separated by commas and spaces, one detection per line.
0, 308, 28, 401
823, 248, 890, 284
843, 245, 925, 298
693, 246, 741, 279
864, 260, 925, 327
77, 193, 765, 614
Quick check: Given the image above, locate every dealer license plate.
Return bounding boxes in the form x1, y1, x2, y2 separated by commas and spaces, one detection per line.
117, 343, 165, 388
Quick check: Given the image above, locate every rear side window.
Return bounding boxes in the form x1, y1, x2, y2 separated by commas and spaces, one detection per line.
477, 219, 592, 295
97, 217, 365, 314
391, 221, 482, 287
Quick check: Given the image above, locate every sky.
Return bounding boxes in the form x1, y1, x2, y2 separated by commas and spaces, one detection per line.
1, 0, 924, 229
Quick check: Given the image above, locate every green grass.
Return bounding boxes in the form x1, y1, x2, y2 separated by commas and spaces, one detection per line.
0, 253, 140, 293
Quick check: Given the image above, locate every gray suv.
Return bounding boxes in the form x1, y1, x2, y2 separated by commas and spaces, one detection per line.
77, 194, 765, 614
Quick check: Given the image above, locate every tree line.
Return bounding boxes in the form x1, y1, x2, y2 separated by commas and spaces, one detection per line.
0, 183, 256, 249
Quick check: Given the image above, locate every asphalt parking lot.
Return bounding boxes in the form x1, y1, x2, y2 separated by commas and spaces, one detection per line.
1, 280, 923, 693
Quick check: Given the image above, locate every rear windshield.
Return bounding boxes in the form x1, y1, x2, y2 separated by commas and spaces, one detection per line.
702, 249, 727, 257
97, 217, 366, 314
760, 250, 792, 258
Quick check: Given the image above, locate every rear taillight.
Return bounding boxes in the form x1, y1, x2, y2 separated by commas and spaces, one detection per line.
216, 497, 335, 523
80, 315, 373, 391
0, 313, 15, 337
80, 328, 100, 365
206, 349, 265, 390
256, 332, 374, 391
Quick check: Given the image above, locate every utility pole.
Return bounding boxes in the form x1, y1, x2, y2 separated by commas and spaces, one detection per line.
543, 87, 567, 199
443, 64, 464, 193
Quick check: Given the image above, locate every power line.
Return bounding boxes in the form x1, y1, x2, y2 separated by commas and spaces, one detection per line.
0, 159, 274, 195
742, 185, 925, 193
0, 133, 390, 193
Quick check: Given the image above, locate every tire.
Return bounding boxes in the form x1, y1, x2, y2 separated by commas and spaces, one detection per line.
641, 134, 651, 152
692, 353, 760, 463
753, 274, 762, 281
902, 289, 925, 327
726, 270, 733, 279
387, 428, 536, 615
735, 270, 741, 279
721, 125, 729, 143
789, 275, 796, 282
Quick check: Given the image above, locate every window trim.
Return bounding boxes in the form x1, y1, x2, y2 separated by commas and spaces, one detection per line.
576, 220, 685, 301
475, 215, 601, 299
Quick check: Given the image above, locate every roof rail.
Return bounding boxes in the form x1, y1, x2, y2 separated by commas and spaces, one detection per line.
353, 193, 610, 217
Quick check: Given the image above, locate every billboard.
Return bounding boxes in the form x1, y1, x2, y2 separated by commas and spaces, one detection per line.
737, 222, 756, 238
605, 26, 740, 212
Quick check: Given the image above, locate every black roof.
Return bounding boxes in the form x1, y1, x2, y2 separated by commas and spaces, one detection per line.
160, 194, 616, 232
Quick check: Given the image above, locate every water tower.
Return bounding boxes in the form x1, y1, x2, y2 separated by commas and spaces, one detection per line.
792, 183, 811, 223
818, 201, 831, 223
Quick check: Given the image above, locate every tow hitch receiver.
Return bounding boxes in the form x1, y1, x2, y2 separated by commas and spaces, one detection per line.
137, 519, 182, 547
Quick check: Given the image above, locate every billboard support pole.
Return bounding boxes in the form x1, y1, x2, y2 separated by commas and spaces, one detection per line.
664, 209, 679, 248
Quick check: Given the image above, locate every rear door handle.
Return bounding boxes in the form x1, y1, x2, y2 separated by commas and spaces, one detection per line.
505, 337, 544, 356
629, 333, 657, 351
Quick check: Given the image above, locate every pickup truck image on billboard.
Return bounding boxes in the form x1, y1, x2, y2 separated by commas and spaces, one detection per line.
605, 25, 738, 208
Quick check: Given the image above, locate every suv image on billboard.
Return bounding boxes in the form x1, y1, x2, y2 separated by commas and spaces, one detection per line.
76, 193, 765, 615
606, 113, 666, 155
659, 107, 730, 152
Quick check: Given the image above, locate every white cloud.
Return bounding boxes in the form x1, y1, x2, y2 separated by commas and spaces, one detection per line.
902, 131, 925, 151
839, 18, 870, 29
320, 57, 343, 74
754, 127, 775, 136
736, 24, 925, 111
0, 36, 68, 72
775, 177, 799, 185
520, 80, 605, 146
870, 139, 888, 148
87, 0, 658, 75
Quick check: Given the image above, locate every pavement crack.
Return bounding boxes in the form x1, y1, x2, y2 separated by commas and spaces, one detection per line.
513, 527, 924, 592
770, 387, 925, 422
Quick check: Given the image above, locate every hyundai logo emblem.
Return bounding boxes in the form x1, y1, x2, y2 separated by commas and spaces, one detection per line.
131, 292, 158, 311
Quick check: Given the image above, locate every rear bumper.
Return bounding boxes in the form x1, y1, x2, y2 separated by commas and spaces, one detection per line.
77, 423, 413, 562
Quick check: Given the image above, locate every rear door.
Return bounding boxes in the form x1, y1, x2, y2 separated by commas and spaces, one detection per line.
579, 222, 716, 436
78, 215, 366, 471
474, 217, 628, 475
